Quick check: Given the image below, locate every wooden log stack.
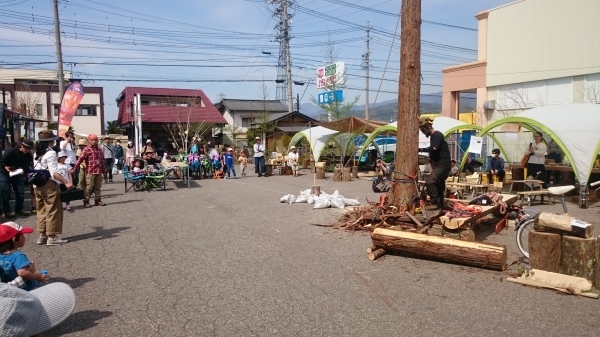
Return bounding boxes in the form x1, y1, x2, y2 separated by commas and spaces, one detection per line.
370, 228, 507, 271
528, 212, 598, 288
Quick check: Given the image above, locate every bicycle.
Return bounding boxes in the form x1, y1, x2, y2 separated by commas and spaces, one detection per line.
515, 179, 600, 258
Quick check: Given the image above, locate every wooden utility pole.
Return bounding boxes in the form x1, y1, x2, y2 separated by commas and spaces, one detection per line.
389, 0, 421, 212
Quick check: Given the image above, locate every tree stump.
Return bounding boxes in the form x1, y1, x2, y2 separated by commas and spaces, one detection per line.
428, 224, 475, 241
343, 167, 352, 182
528, 230, 561, 273
561, 235, 596, 282
311, 185, 321, 196
351, 166, 359, 178
316, 167, 326, 179
333, 167, 342, 182
302, 159, 308, 169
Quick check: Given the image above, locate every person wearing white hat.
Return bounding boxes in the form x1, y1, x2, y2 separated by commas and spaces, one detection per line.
57, 151, 74, 212
253, 136, 266, 177
287, 146, 299, 177
0, 282, 76, 336
223, 148, 236, 179
125, 141, 135, 171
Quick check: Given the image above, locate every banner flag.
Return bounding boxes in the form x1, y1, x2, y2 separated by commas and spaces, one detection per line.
58, 82, 84, 138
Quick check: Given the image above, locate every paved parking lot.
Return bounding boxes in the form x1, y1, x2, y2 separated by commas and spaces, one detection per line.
13, 169, 600, 336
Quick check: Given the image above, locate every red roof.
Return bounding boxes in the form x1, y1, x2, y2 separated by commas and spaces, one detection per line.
117, 87, 226, 124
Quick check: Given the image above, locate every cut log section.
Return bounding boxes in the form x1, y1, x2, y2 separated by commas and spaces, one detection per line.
316, 167, 326, 180
428, 224, 475, 241
333, 167, 343, 182
561, 235, 596, 282
537, 213, 593, 238
507, 269, 598, 299
528, 230, 561, 273
371, 228, 506, 270
367, 245, 377, 254
368, 248, 386, 261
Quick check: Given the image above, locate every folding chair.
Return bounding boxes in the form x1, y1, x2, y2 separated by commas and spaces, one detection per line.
123, 167, 146, 192
143, 160, 166, 191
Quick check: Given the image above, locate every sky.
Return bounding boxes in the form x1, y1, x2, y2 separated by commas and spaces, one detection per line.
0, 0, 512, 123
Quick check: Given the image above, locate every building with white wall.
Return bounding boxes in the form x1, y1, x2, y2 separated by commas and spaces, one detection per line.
0, 68, 104, 137
441, 0, 600, 162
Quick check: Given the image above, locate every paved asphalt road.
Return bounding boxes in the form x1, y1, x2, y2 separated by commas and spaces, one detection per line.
13, 169, 600, 336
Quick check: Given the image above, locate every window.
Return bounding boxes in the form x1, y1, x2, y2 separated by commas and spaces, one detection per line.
54, 104, 98, 116
36, 104, 43, 116
241, 117, 254, 128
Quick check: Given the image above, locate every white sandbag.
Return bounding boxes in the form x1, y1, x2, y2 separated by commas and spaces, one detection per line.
280, 194, 292, 203
301, 189, 312, 196
295, 195, 308, 203
287, 195, 297, 204
342, 198, 361, 206
313, 198, 331, 209
332, 190, 339, 197
307, 195, 316, 204
330, 197, 345, 209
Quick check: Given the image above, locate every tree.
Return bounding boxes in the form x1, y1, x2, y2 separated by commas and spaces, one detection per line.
163, 97, 215, 154
13, 85, 46, 127
106, 120, 123, 134
247, 82, 277, 148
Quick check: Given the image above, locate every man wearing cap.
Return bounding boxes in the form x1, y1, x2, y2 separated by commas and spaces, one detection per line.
0, 139, 34, 218
418, 117, 451, 211
71, 134, 106, 207
287, 146, 299, 177
0, 281, 76, 336
253, 136, 267, 177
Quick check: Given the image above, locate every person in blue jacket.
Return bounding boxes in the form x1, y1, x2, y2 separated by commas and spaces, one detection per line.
487, 148, 506, 184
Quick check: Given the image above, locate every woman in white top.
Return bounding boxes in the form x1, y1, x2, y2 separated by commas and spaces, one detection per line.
287, 146, 299, 177
526, 131, 548, 187
60, 131, 78, 185
253, 136, 267, 177
34, 130, 73, 246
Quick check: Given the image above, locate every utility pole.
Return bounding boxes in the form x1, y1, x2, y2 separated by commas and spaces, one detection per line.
296, 93, 300, 112
283, 0, 294, 113
363, 22, 371, 121
390, 0, 422, 211
52, 0, 65, 101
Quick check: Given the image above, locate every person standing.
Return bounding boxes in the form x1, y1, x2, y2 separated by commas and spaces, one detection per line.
253, 136, 266, 177
141, 139, 155, 159
70, 134, 106, 208
418, 117, 451, 211
76, 138, 88, 192
487, 148, 506, 184
59, 131, 78, 187
112, 140, 124, 174
101, 137, 114, 183
125, 141, 135, 170
223, 148, 236, 179
287, 146, 299, 177
34, 130, 73, 246
0, 139, 34, 218
526, 131, 547, 187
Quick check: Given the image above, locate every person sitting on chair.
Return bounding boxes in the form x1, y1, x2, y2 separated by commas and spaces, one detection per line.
449, 160, 460, 177
487, 148, 506, 184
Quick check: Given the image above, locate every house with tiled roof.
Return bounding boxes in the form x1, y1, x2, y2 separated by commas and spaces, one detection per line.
215, 98, 317, 149
116, 87, 226, 152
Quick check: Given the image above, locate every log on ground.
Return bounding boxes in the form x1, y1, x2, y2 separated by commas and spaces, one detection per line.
561, 235, 596, 282
538, 213, 594, 238
428, 224, 475, 241
371, 228, 506, 270
528, 230, 561, 273
367, 245, 377, 253
368, 248, 386, 261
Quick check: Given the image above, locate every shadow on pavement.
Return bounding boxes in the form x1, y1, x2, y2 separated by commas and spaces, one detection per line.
46, 310, 113, 336
172, 180, 202, 188
50, 277, 95, 289
65, 226, 130, 242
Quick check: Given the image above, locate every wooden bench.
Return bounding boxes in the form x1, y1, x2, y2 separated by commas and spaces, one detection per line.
516, 189, 551, 206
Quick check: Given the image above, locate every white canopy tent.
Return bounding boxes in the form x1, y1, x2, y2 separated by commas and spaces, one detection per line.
288, 126, 340, 162
477, 103, 600, 188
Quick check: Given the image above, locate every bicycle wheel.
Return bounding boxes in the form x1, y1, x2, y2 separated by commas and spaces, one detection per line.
516, 218, 535, 258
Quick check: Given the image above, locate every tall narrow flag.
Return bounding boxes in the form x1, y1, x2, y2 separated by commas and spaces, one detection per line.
58, 82, 84, 138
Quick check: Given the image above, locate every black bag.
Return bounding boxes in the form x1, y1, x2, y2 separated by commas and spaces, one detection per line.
372, 176, 390, 193
469, 195, 494, 206
27, 160, 51, 186
60, 188, 85, 202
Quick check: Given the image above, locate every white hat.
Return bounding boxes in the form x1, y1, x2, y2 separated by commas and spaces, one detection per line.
57, 151, 68, 158
290, 146, 296, 150
255, 136, 261, 140
146, 139, 152, 143
0, 282, 76, 336
128, 141, 132, 145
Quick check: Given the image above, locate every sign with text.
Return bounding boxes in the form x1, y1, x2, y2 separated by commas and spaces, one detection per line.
316, 62, 345, 89
317, 90, 343, 104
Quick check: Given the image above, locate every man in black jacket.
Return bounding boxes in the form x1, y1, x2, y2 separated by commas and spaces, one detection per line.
418, 117, 451, 211
0, 139, 34, 218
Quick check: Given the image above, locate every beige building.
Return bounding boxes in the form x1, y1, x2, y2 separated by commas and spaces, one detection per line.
0, 68, 105, 137
442, 0, 600, 126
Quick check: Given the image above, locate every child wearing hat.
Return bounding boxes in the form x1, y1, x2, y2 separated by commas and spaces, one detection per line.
0, 222, 49, 290
223, 148, 236, 179
57, 151, 74, 211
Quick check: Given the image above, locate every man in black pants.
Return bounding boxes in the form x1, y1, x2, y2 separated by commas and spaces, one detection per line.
418, 117, 451, 211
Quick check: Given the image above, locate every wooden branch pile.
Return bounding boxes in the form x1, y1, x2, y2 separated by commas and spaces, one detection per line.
529, 213, 600, 288
332, 195, 427, 232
